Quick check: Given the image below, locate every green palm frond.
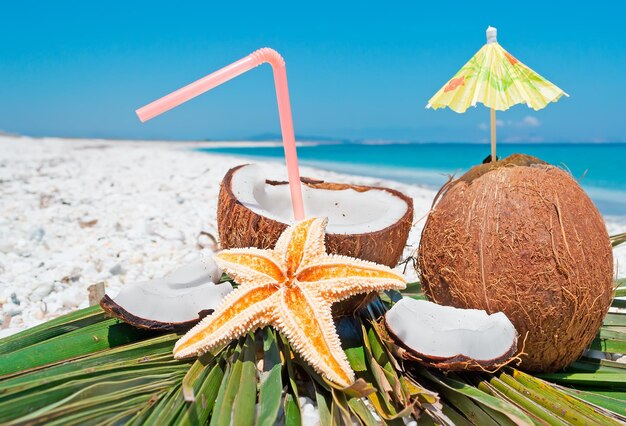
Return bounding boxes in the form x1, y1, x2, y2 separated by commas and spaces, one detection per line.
2, 297, 624, 425
1, 234, 625, 424
611, 232, 626, 248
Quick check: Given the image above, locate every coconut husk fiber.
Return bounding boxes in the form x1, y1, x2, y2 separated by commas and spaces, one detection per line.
418, 154, 614, 373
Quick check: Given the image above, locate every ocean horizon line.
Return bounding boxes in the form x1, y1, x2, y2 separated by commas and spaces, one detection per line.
3, 133, 626, 146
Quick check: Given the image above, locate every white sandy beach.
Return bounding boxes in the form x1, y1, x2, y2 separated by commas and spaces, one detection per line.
1, 135, 625, 337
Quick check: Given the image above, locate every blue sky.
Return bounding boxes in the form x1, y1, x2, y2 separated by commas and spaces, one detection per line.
1, 1, 625, 143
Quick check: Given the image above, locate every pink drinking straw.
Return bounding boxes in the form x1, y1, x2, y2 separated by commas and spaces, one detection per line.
136, 48, 305, 221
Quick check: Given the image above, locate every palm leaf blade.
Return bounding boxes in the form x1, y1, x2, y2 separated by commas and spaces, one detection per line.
256, 329, 283, 426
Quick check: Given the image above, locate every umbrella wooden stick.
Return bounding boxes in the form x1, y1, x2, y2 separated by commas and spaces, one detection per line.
490, 107, 497, 162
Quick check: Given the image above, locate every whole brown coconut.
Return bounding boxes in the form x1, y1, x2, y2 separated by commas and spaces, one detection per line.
218, 164, 414, 315
418, 154, 614, 373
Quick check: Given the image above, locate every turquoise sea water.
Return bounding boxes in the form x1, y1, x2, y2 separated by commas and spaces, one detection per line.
198, 143, 626, 217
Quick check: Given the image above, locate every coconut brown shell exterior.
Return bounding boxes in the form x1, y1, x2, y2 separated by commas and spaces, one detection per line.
418, 154, 614, 373
217, 165, 413, 315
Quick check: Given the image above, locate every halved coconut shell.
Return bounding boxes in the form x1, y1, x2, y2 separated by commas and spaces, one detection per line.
101, 256, 233, 331
385, 298, 519, 371
217, 164, 413, 315
217, 164, 413, 268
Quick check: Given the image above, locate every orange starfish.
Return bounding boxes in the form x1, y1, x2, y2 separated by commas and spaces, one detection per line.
174, 217, 406, 387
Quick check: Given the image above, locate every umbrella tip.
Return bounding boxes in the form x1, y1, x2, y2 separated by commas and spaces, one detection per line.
486, 26, 497, 44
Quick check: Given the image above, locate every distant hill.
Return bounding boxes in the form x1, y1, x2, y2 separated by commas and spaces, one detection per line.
245, 133, 350, 144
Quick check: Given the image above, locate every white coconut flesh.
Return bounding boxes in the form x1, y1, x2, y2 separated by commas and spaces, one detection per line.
110, 256, 233, 324
386, 298, 518, 362
230, 164, 408, 234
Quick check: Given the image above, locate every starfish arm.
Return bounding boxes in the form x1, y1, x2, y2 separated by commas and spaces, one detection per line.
274, 217, 328, 275
215, 248, 285, 286
297, 255, 406, 301
274, 285, 354, 388
174, 284, 279, 359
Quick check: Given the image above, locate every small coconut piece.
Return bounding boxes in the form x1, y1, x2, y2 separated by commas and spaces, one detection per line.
101, 256, 233, 331
418, 154, 614, 372
217, 164, 413, 268
385, 298, 518, 370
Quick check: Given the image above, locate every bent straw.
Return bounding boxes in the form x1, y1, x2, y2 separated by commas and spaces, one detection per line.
136, 48, 305, 221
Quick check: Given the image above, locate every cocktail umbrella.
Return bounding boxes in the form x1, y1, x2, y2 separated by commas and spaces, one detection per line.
427, 26, 568, 161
